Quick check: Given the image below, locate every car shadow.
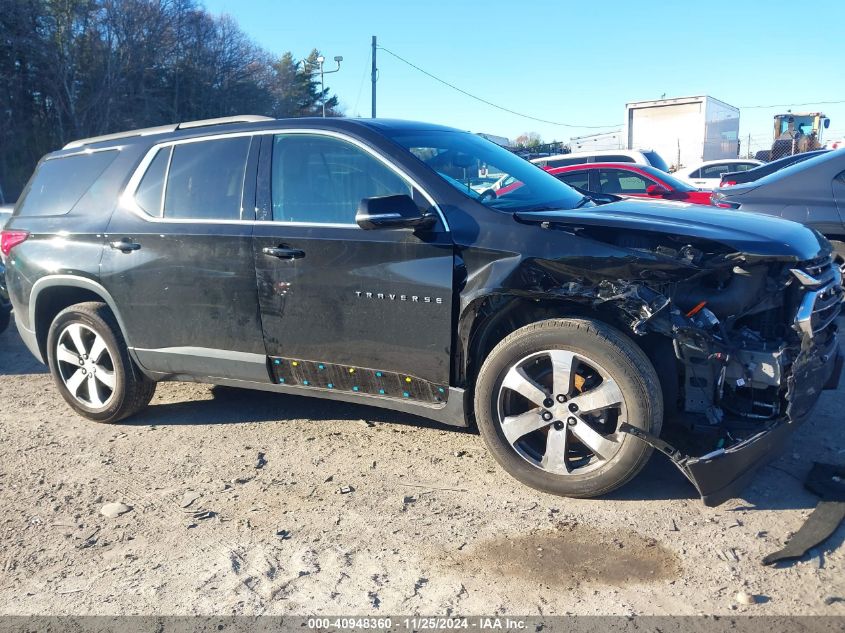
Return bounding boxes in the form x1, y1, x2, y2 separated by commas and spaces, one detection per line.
123, 384, 472, 433
0, 317, 49, 375
127, 383, 828, 511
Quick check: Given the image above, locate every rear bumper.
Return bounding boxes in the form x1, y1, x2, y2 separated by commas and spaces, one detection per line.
15, 320, 43, 363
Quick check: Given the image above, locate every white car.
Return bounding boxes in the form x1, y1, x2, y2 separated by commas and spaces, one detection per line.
675, 159, 763, 189
531, 149, 670, 172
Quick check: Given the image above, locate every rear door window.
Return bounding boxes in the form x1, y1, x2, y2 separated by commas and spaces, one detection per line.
598, 169, 650, 194
556, 171, 590, 190
701, 163, 734, 179
17, 150, 118, 217
163, 137, 251, 220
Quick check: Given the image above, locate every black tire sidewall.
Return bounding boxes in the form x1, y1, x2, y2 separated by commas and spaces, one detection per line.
474, 319, 662, 498
0, 306, 10, 335
46, 306, 129, 423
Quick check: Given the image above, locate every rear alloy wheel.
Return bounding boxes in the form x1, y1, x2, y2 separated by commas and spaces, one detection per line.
47, 302, 155, 423
474, 318, 662, 498
55, 322, 117, 409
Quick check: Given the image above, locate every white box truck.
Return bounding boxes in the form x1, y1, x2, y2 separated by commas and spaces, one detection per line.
624, 96, 740, 170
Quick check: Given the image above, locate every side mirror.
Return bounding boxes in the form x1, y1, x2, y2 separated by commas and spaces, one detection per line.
646, 184, 669, 196
355, 194, 436, 231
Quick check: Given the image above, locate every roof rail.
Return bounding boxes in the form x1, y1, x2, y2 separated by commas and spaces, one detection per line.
62, 115, 275, 150
177, 115, 274, 130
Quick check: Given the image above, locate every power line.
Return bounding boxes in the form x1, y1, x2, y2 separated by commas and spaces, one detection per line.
352, 45, 371, 115
738, 99, 845, 109
376, 45, 621, 129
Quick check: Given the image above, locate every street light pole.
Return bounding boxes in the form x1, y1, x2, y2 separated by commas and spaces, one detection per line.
314, 55, 343, 118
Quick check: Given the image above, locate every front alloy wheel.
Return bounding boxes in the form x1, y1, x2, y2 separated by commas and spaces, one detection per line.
498, 350, 627, 476
474, 318, 663, 498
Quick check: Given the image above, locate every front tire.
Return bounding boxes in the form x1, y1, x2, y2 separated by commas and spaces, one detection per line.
46, 302, 155, 423
474, 318, 662, 498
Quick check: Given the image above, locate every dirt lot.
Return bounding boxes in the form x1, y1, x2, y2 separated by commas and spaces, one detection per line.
1, 321, 844, 617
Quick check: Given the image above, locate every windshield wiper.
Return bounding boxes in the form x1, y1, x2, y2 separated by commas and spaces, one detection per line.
517, 197, 593, 213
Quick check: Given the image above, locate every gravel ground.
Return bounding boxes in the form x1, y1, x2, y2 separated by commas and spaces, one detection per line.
1, 320, 844, 616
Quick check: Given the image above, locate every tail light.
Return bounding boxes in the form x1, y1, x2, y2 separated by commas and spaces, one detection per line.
1, 230, 30, 256
709, 192, 740, 209
721, 180, 736, 187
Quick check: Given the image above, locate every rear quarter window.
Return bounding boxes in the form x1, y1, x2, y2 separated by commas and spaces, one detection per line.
17, 150, 118, 217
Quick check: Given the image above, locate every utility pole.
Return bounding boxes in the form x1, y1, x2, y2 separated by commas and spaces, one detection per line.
371, 35, 377, 118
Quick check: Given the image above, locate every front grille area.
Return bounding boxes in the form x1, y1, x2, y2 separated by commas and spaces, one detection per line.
802, 253, 834, 279
794, 254, 844, 338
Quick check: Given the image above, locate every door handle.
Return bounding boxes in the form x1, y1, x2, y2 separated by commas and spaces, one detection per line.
262, 246, 305, 260
110, 238, 141, 253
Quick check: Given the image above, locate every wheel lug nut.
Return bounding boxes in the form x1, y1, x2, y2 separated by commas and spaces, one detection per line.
541, 411, 553, 422
553, 421, 564, 431
557, 394, 567, 403
543, 398, 553, 408
568, 403, 578, 412
567, 416, 577, 426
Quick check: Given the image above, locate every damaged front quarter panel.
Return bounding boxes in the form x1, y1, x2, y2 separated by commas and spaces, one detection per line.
487, 213, 845, 506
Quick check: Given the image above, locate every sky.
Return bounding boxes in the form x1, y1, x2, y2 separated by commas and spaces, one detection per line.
202, 0, 845, 148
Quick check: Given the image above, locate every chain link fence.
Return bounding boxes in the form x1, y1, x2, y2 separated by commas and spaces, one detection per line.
742, 130, 845, 162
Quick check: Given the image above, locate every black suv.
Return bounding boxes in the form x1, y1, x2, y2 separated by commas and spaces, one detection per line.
3, 116, 842, 505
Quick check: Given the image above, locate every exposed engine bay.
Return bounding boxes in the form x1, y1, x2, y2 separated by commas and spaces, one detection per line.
507, 215, 845, 504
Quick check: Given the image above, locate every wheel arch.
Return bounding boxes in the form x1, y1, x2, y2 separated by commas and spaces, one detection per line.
30, 276, 131, 363
457, 292, 677, 420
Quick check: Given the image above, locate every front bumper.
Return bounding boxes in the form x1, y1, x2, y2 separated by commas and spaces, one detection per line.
624, 330, 842, 506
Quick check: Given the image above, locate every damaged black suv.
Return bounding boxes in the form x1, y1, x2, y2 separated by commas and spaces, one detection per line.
3, 116, 842, 505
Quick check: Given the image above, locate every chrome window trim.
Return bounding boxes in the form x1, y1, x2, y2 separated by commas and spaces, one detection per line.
119, 128, 450, 231
48, 146, 123, 160
159, 145, 173, 218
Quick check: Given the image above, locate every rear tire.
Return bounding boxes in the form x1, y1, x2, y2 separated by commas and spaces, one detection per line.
46, 302, 155, 423
473, 318, 662, 498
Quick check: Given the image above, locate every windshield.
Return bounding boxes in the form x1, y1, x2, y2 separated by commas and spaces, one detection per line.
642, 151, 670, 172
387, 130, 585, 212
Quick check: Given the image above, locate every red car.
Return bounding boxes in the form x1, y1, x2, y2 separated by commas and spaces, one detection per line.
546, 163, 715, 205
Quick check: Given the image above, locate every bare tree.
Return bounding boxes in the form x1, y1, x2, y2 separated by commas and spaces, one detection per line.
0, 0, 343, 200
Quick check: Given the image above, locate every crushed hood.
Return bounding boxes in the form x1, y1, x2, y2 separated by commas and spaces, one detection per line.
514, 199, 827, 261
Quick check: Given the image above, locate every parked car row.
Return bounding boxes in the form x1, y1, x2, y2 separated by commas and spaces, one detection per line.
531, 148, 670, 172
712, 149, 845, 258
546, 163, 715, 205
674, 158, 762, 188
507, 144, 845, 262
